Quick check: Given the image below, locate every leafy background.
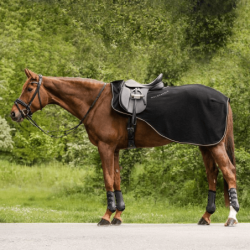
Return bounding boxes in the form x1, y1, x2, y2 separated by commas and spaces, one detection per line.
0, 0, 250, 222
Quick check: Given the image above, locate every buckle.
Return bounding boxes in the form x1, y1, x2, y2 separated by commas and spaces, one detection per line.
127, 127, 134, 133
21, 109, 32, 117
128, 140, 136, 149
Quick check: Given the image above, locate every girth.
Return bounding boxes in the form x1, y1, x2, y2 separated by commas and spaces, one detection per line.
119, 73, 164, 148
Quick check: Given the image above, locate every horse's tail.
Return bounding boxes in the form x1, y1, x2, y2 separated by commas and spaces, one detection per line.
224, 103, 236, 207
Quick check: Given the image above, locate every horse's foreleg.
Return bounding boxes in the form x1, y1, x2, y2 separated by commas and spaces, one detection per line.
210, 142, 239, 227
198, 147, 219, 225
97, 142, 116, 226
111, 150, 125, 226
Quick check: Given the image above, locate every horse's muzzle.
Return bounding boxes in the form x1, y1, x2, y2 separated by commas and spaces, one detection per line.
10, 109, 23, 122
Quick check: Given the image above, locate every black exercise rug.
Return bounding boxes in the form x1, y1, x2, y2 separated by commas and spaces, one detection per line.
111, 81, 229, 146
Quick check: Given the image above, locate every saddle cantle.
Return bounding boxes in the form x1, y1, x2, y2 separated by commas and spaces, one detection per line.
119, 74, 164, 149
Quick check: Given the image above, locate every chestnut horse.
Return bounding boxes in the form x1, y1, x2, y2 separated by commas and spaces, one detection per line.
10, 69, 239, 226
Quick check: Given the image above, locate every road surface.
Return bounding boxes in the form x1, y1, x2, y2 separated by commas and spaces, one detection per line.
0, 223, 249, 250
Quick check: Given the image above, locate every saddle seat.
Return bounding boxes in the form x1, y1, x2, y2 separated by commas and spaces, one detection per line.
125, 73, 163, 90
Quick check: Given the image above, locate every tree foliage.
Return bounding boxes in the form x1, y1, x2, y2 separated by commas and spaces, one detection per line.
0, 0, 249, 206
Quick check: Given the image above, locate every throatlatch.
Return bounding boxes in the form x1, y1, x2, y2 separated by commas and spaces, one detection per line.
206, 190, 216, 214
114, 190, 125, 211
228, 188, 240, 212
107, 191, 116, 213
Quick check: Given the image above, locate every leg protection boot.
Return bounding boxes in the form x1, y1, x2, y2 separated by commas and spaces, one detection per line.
228, 188, 239, 212
114, 190, 125, 211
206, 190, 216, 214
107, 191, 116, 213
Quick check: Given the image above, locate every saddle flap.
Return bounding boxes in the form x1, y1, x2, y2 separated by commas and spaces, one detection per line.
119, 83, 148, 114
119, 84, 131, 110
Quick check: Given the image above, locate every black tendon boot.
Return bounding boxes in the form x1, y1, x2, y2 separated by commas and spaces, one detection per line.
107, 191, 116, 213
114, 190, 125, 211
228, 188, 239, 212
206, 190, 216, 214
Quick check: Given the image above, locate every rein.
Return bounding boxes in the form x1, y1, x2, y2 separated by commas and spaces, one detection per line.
14, 75, 107, 138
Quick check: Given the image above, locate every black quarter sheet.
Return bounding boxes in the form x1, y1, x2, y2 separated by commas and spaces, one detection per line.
111, 80, 229, 146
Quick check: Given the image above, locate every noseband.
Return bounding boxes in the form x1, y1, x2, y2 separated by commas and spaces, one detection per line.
15, 74, 43, 118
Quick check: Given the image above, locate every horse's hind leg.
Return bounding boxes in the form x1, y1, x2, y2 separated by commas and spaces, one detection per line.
198, 146, 219, 225
209, 140, 239, 226
111, 150, 125, 226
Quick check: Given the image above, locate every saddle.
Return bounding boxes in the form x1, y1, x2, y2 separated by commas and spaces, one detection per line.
119, 74, 164, 148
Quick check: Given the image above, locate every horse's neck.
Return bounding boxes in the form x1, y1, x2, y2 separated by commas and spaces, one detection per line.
43, 77, 105, 120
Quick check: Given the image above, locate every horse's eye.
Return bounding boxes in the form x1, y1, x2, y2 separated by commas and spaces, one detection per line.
27, 88, 33, 92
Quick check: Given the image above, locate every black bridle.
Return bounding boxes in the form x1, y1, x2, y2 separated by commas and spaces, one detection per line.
14, 75, 107, 138
15, 74, 43, 118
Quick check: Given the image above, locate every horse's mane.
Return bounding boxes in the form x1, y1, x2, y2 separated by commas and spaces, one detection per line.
46, 76, 105, 85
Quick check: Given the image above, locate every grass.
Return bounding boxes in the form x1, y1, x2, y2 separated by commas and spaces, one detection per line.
0, 188, 104, 223
0, 159, 249, 223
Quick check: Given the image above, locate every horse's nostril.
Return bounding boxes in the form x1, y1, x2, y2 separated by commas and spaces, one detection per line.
11, 112, 15, 117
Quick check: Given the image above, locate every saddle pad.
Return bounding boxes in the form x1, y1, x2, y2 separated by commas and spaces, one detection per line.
111, 80, 229, 146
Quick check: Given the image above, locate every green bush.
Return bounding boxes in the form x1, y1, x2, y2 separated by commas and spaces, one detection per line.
131, 144, 224, 206
235, 148, 250, 207
12, 131, 64, 165
0, 116, 14, 152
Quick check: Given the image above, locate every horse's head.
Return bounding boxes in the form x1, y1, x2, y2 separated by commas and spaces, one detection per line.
10, 69, 48, 122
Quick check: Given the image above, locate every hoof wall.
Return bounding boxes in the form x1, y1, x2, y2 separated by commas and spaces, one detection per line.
97, 218, 111, 226
225, 218, 237, 227
111, 218, 122, 226
198, 217, 210, 225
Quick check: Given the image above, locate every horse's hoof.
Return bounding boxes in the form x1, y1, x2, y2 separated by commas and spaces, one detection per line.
225, 218, 237, 227
97, 218, 111, 226
111, 218, 122, 226
198, 217, 210, 225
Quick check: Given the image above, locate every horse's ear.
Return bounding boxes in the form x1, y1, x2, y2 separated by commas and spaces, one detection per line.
24, 68, 38, 80
25, 68, 31, 78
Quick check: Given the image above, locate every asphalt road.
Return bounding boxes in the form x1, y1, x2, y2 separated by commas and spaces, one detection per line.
0, 223, 249, 250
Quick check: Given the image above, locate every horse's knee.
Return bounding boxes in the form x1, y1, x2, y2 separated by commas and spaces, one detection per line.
115, 190, 125, 211
206, 190, 216, 214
